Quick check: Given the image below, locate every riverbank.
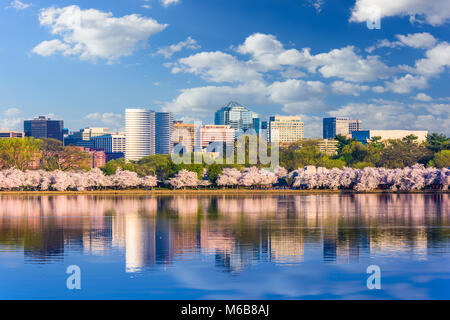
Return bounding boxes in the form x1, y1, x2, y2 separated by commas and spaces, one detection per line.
0, 189, 448, 196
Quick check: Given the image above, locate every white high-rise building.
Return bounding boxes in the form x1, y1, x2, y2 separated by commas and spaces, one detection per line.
268, 116, 304, 144
125, 109, 155, 161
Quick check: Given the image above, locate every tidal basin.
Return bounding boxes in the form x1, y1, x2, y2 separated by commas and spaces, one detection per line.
0, 193, 449, 299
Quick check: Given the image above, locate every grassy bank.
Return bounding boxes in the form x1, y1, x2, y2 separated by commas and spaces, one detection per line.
0, 189, 448, 196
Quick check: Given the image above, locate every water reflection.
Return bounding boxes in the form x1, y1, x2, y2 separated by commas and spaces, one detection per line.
0, 194, 448, 274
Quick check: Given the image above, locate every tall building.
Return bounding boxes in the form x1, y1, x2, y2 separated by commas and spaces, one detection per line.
268, 116, 304, 145
24, 116, 64, 142
155, 112, 174, 154
0, 130, 24, 139
323, 117, 361, 139
94, 134, 126, 154
352, 130, 429, 145
214, 101, 253, 132
172, 122, 200, 153
252, 113, 260, 135
125, 109, 155, 161
73, 127, 109, 141
200, 125, 235, 149
69, 127, 110, 148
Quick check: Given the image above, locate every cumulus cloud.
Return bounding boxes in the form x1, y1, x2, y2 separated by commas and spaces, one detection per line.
350, 0, 450, 26
32, 5, 167, 63
366, 32, 437, 53
413, 42, 450, 76
171, 51, 262, 83
384, 74, 428, 94
155, 37, 200, 58
414, 93, 432, 101
331, 81, 370, 96
236, 33, 392, 82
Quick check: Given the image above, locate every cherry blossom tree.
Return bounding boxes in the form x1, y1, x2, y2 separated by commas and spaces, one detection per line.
217, 168, 242, 188
168, 170, 200, 189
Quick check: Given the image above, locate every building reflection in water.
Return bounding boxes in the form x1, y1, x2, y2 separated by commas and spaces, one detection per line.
0, 194, 448, 272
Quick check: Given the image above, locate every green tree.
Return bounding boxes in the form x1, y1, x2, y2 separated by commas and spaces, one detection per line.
428, 150, 450, 168
58, 146, 91, 170
206, 163, 223, 184
426, 133, 450, 153
378, 138, 432, 168
40, 138, 64, 171
0, 137, 42, 170
335, 134, 356, 155
102, 158, 135, 175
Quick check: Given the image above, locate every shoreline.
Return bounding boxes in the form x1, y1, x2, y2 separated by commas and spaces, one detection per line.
0, 189, 448, 196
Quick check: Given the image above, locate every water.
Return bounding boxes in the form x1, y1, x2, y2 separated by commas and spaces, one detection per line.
0, 193, 449, 300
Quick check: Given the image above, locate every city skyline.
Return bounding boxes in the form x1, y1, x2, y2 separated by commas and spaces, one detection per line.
0, 1, 449, 138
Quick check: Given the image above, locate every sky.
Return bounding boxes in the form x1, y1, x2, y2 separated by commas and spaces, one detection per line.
0, 0, 449, 137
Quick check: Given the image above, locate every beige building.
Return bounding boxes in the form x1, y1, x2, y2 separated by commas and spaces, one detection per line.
353, 130, 428, 144
200, 125, 235, 149
172, 122, 200, 153
318, 139, 339, 155
268, 116, 304, 144
0, 129, 24, 139
73, 127, 110, 141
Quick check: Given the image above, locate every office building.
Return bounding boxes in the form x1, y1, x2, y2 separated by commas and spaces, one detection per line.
318, 139, 339, 155
323, 117, 361, 139
214, 101, 253, 132
268, 116, 304, 145
73, 127, 109, 141
173, 122, 200, 153
252, 113, 260, 135
24, 116, 64, 142
352, 130, 429, 145
94, 134, 126, 154
200, 125, 235, 149
125, 109, 155, 161
155, 112, 174, 154
0, 130, 24, 139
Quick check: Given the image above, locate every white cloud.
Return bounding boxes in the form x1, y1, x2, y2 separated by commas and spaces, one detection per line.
414, 42, 450, 76
350, 0, 450, 26
7, 0, 31, 10
1, 108, 23, 130
32, 5, 167, 63
155, 37, 200, 58
397, 33, 437, 49
366, 32, 437, 52
385, 74, 428, 94
307, 46, 391, 82
172, 51, 262, 83
85, 112, 123, 128
331, 81, 370, 96
3, 107, 21, 116
236, 33, 392, 82
237, 33, 286, 71
414, 93, 432, 101
306, 0, 325, 13
161, 0, 180, 7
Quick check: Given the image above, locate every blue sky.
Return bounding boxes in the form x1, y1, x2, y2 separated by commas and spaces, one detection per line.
0, 0, 449, 137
